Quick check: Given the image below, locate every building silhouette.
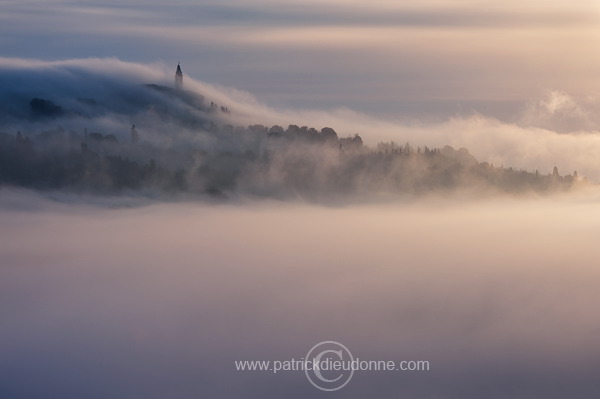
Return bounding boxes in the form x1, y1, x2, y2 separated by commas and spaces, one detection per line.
175, 62, 183, 90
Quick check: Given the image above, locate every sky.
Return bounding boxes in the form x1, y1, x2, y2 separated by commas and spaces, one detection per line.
2, 0, 600, 120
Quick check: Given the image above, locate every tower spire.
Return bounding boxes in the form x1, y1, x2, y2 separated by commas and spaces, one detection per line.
175, 62, 183, 90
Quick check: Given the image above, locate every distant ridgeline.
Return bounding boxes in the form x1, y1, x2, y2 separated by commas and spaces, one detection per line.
0, 63, 587, 200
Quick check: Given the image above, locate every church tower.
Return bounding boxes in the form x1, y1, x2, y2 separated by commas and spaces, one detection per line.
175, 62, 183, 90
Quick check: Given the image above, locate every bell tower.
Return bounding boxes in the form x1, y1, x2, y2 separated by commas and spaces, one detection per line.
175, 62, 183, 90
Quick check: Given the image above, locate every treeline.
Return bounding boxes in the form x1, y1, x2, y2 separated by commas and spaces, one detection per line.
0, 131, 185, 193
0, 125, 586, 199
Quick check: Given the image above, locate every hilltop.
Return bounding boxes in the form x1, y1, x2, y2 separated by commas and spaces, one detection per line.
0, 63, 587, 201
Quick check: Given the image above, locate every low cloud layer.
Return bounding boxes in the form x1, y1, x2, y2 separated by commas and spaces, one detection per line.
1, 194, 600, 398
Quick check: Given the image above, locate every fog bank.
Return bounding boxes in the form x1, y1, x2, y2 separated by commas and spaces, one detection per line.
1, 193, 599, 397
1, 58, 600, 184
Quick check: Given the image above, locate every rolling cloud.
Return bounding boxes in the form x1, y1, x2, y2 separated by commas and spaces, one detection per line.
3, 1, 600, 117
0, 57, 599, 186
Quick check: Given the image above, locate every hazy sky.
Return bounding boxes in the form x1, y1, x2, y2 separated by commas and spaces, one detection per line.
2, 0, 600, 119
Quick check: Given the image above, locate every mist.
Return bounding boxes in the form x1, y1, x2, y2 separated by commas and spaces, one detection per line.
2, 57, 599, 392
1, 191, 600, 398
4, 0, 600, 396
0, 57, 597, 202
